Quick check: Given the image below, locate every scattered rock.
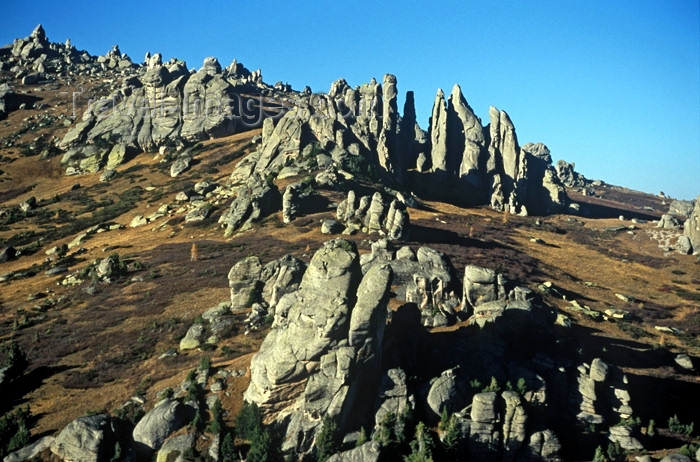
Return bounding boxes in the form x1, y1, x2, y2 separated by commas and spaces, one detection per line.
674, 353, 694, 371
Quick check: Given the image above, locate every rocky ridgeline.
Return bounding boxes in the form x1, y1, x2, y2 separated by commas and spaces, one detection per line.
56, 50, 278, 175
231, 74, 573, 217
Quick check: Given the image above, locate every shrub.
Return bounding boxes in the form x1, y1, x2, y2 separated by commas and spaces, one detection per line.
439, 411, 460, 455
647, 419, 656, 436
199, 355, 212, 372
235, 402, 262, 441
404, 421, 433, 462
605, 441, 625, 462
679, 443, 699, 457
356, 427, 368, 447
592, 446, 605, 462
374, 411, 397, 446
0, 406, 32, 458
246, 428, 271, 462
315, 417, 341, 462
207, 399, 223, 435
220, 431, 236, 460
668, 414, 694, 436
0, 341, 28, 381
482, 376, 500, 393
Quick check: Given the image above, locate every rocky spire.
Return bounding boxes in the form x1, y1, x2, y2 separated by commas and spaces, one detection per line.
487, 106, 528, 214
399, 90, 418, 174
429, 89, 448, 173
447, 84, 487, 187
376, 74, 399, 174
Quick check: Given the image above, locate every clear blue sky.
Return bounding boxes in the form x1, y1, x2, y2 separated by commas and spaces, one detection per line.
3, 1, 699, 199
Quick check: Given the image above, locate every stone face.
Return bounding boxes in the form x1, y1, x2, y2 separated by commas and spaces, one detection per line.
51, 414, 114, 462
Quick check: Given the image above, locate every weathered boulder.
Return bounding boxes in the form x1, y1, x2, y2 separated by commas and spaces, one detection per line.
501, 391, 528, 460
170, 156, 192, 177
228, 256, 263, 312
155, 433, 195, 462
244, 239, 361, 409
282, 182, 300, 223
525, 429, 562, 461
260, 256, 306, 309
179, 323, 205, 350
50, 414, 114, 462
133, 399, 194, 454
658, 214, 681, 229
335, 191, 410, 239
373, 368, 412, 431
608, 424, 643, 450
462, 265, 499, 312
4, 436, 54, 462
450, 85, 487, 188
326, 441, 381, 462
429, 89, 448, 173
668, 199, 695, 219
469, 392, 501, 460
427, 368, 466, 418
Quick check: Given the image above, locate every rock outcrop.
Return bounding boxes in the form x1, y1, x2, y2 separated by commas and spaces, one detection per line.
682, 195, 700, 254
218, 173, 281, 235
334, 191, 410, 239
555, 160, 588, 188
244, 239, 392, 455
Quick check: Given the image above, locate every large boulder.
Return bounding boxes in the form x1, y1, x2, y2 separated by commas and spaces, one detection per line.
228, 256, 263, 312
132, 399, 194, 455
50, 414, 115, 462
426, 368, 466, 418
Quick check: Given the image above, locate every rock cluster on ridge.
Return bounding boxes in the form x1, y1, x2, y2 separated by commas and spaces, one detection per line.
2, 26, 576, 219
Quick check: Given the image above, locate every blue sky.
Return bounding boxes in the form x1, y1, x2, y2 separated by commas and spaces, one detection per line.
2, 1, 699, 199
